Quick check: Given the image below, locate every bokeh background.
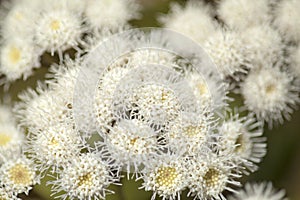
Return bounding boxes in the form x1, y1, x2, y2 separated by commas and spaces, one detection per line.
1, 0, 300, 199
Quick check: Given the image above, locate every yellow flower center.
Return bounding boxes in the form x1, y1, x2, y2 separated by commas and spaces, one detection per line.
156, 167, 178, 187
49, 138, 58, 146
14, 12, 23, 21
161, 90, 169, 102
130, 137, 138, 145
50, 20, 61, 31
203, 168, 221, 189
8, 47, 21, 64
78, 172, 93, 187
197, 83, 208, 95
0, 133, 11, 146
184, 125, 205, 137
9, 164, 32, 185
265, 84, 276, 94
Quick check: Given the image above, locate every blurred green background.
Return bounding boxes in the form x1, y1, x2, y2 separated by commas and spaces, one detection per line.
1, 0, 300, 199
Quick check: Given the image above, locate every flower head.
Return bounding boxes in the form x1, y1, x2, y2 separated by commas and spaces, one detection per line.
33, 3, 83, 58
228, 182, 287, 200
216, 111, 266, 173
0, 38, 41, 81
26, 124, 83, 173
0, 156, 39, 195
140, 154, 188, 200
218, 0, 271, 30
240, 25, 284, 66
0, 123, 24, 164
103, 119, 161, 175
84, 0, 140, 30
160, 1, 218, 45
186, 151, 241, 200
50, 152, 119, 200
204, 29, 252, 81
273, 0, 300, 42
241, 65, 299, 127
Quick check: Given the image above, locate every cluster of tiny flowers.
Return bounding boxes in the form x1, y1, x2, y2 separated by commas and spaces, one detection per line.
161, 0, 300, 127
0, 0, 298, 199
0, 0, 140, 83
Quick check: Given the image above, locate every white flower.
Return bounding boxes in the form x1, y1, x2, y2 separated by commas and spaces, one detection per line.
14, 58, 83, 133
50, 152, 119, 200
166, 111, 213, 155
216, 112, 266, 173
0, 123, 24, 164
228, 182, 288, 200
0, 37, 41, 81
14, 86, 73, 131
204, 29, 252, 80
160, 1, 218, 45
273, 0, 300, 42
26, 124, 83, 173
139, 154, 188, 200
187, 151, 241, 200
240, 25, 284, 66
0, 0, 38, 39
0, 156, 39, 195
241, 65, 299, 127
218, 0, 271, 30
186, 71, 228, 111
103, 119, 161, 175
33, 3, 83, 59
128, 84, 181, 125
84, 0, 140, 30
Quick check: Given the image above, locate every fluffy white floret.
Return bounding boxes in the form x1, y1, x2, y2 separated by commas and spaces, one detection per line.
160, 1, 218, 45
0, 0, 38, 39
204, 29, 251, 80
0, 156, 39, 195
228, 182, 287, 200
186, 71, 228, 111
166, 111, 213, 155
0, 123, 24, 164
34, 4, 83, 58
187, 152, 241, 200
140, 154, 188, 200
14, 86, 73, 132
50, 152, 119, 200
240, 25, 284, 67
104, 119, 160, 175
0, 38, 41, 81
216, 112, 266, 173
241, 65, 299, 127
84, 0, 140, 30
218, 0, 271, 30
273, 0, 300, 42
26, 124, 83, 173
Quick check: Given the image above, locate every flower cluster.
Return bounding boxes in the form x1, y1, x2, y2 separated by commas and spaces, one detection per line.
1, 0, 299, 199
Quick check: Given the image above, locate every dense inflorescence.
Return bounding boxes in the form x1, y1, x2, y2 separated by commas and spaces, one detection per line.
0, 0, 298, 199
